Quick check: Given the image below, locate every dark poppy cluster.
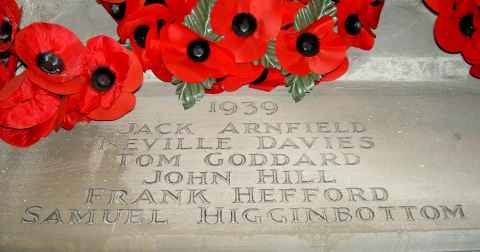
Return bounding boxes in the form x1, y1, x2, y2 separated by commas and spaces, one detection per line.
424, 0, 480, 78
0, 0, 144, 147
97, 0, 384, 92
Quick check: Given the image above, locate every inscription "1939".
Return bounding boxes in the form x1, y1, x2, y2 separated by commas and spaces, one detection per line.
209, 101, 279, 116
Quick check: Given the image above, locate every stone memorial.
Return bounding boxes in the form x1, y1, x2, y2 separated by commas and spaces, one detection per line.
1, 0, 480, 251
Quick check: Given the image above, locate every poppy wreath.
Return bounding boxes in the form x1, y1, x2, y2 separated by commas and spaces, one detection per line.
0, 0, 144, 148
0, 0, 384, 148
97, 0, 385, 107
424, 0, 480, 78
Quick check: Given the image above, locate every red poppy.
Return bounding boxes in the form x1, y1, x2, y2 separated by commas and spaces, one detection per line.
0, 51, 17, 89
249, 68, 285, 92
56, 95, 91, 130
276, 16, 347, 76
0, 0, 22, 52
117, 4, 173, 70
428, 0, 480, 62
159, 23, 235, 83
317, 58, 349, 83
211, 0, 284, 63
145, 28, 173, 82
217, 63, 263, 92
336, 0, 376, 50
0, 73, 61, 147
367, 0, 385, 29
70, 35, 143, 121
14, 23, 88, 95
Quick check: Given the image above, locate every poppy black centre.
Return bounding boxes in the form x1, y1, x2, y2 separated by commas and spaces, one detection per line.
0, 51, 10, 65
145, 0, 166, 5
296, 33, 320, 57
459, 14, 475, 37
345, 14, 362, 35
187, 40, 210, 62
109, 2, 126, 21
134, 25, 149, 48
92, 67, 116, 92
0, 18, 13, 43
36, 52, 64, 75
232, 13, 257, 37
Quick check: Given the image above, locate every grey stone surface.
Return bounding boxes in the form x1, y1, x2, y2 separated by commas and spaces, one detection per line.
2, 81, 480, 251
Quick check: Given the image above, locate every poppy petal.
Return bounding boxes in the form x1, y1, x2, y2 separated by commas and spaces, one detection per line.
249, 0, 283, 40
218, 35, 268, 63
434, 16, 468, 53
308, 32, 347, 75
122, 54, 144, 92
0, 92, 60, 130
27, 71, 86, 95
0, 115, 57, 148
0, 77, 61, 129
146, 30, 173, 82
87, 92, 136, 121
0, 51, 17, 89
0, 73, 35, 109
318, 58, 349, 82
423, 0, 442, 14
205, 82, 225, 94
0, 70, 24, 100
368, 0, 384, 29
282, 1, 304, 28
348, 27, 376, 50
249, 68, 285, 92
462, 40, 480, 64
220, 63, 263, 92
470, 64, 480, 78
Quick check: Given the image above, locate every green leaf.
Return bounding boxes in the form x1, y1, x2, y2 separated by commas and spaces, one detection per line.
171, 77, 184, 86
260, 41, 281, 69
176, 82, 206, 110
286, 73, 320, 103
200, 78, 216, 89
184, 0, 222, 41
294, 0, 336, 31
